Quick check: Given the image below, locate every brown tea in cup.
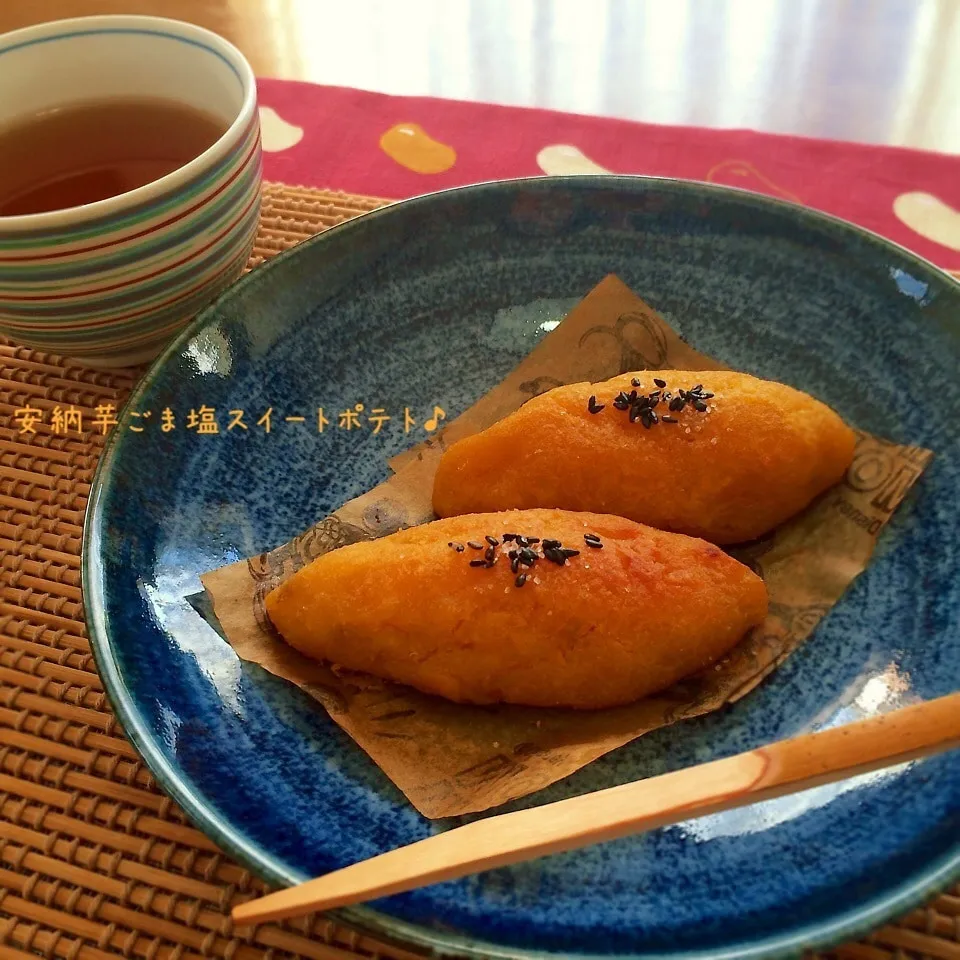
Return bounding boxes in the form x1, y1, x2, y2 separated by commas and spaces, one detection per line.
0, 97, 226, 216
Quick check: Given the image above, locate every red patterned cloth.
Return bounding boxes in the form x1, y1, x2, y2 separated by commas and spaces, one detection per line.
257, 79, 960, 272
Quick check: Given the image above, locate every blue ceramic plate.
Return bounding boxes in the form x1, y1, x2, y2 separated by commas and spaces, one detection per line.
84, 177, 960, 960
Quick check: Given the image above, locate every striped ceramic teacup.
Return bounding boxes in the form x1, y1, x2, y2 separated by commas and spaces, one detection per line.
0, 16, 262, 367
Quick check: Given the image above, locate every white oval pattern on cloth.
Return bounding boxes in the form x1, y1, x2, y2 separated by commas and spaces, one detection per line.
536, 144, 613, 176
893, 192, 960, 252
259, 106, 304, 152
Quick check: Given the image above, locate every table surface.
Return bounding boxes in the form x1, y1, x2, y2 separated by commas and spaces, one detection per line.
3, 0, 959, 154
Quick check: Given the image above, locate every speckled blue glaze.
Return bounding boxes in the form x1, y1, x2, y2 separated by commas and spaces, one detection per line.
83, 177, 960, 960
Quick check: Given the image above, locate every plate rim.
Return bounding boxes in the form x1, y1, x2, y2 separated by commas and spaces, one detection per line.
82, 174, 960, 960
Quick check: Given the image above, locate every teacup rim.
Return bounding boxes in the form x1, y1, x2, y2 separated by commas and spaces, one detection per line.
0, 14, 257, 232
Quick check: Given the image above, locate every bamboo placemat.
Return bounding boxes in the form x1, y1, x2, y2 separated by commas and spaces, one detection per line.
1, 181, 957, 960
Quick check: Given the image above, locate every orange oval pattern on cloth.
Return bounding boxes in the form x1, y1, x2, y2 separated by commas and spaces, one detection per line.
706, 160, 801, 203
379, 123, 456, 173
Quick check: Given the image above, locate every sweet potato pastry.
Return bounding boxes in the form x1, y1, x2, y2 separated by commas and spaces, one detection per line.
265, 509, 768, 709
433, 371, 855, 544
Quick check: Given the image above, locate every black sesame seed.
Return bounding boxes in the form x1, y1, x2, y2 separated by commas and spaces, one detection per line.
669, 396, 685, 412
544, 549, 566, 565
519, 548, 538, 567
662, 415, 678, 424
692, 384, 703, 393
585, 539, 603, 549
561, 548, 580, 559
700, 391, 714, 400
469, 558, 487, 567
584, 533, 601, 542
631, 377, 642, 387
525, 537, 541, 544
542, 539, 562, 550
510, 553, 521, 574
693, 400, 708, 412
448, 541, 465, 552
648, 410, 659, 425
587, 395, 605, 415
485, 535, 499, 546
629, 405, 642, 423
484, 546, 496, 562
502, 532, 518, 542
467, 540, 483, 550
654, 378, 667, 388
515, 573, 528, 587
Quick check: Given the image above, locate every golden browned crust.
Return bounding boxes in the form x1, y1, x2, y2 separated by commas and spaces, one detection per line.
432, 371, 856, 544
265, 509, 768, 709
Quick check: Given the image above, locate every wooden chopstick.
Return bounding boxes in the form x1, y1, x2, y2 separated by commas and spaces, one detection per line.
232, 691, 960, 925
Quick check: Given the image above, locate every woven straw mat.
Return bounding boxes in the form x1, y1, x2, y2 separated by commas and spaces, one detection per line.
1, 182, 957, 960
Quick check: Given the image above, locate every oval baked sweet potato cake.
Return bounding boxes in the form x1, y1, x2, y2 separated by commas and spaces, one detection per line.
432, 371, 855, 545
265, 509, 768, 710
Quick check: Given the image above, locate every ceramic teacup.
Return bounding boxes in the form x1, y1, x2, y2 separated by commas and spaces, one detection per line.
0, 15, 262, 367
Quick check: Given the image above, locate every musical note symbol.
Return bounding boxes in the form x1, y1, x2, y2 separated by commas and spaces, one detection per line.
424, 405, 446, 432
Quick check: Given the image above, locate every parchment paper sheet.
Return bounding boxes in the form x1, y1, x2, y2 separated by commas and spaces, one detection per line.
201, 276, 932, 818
